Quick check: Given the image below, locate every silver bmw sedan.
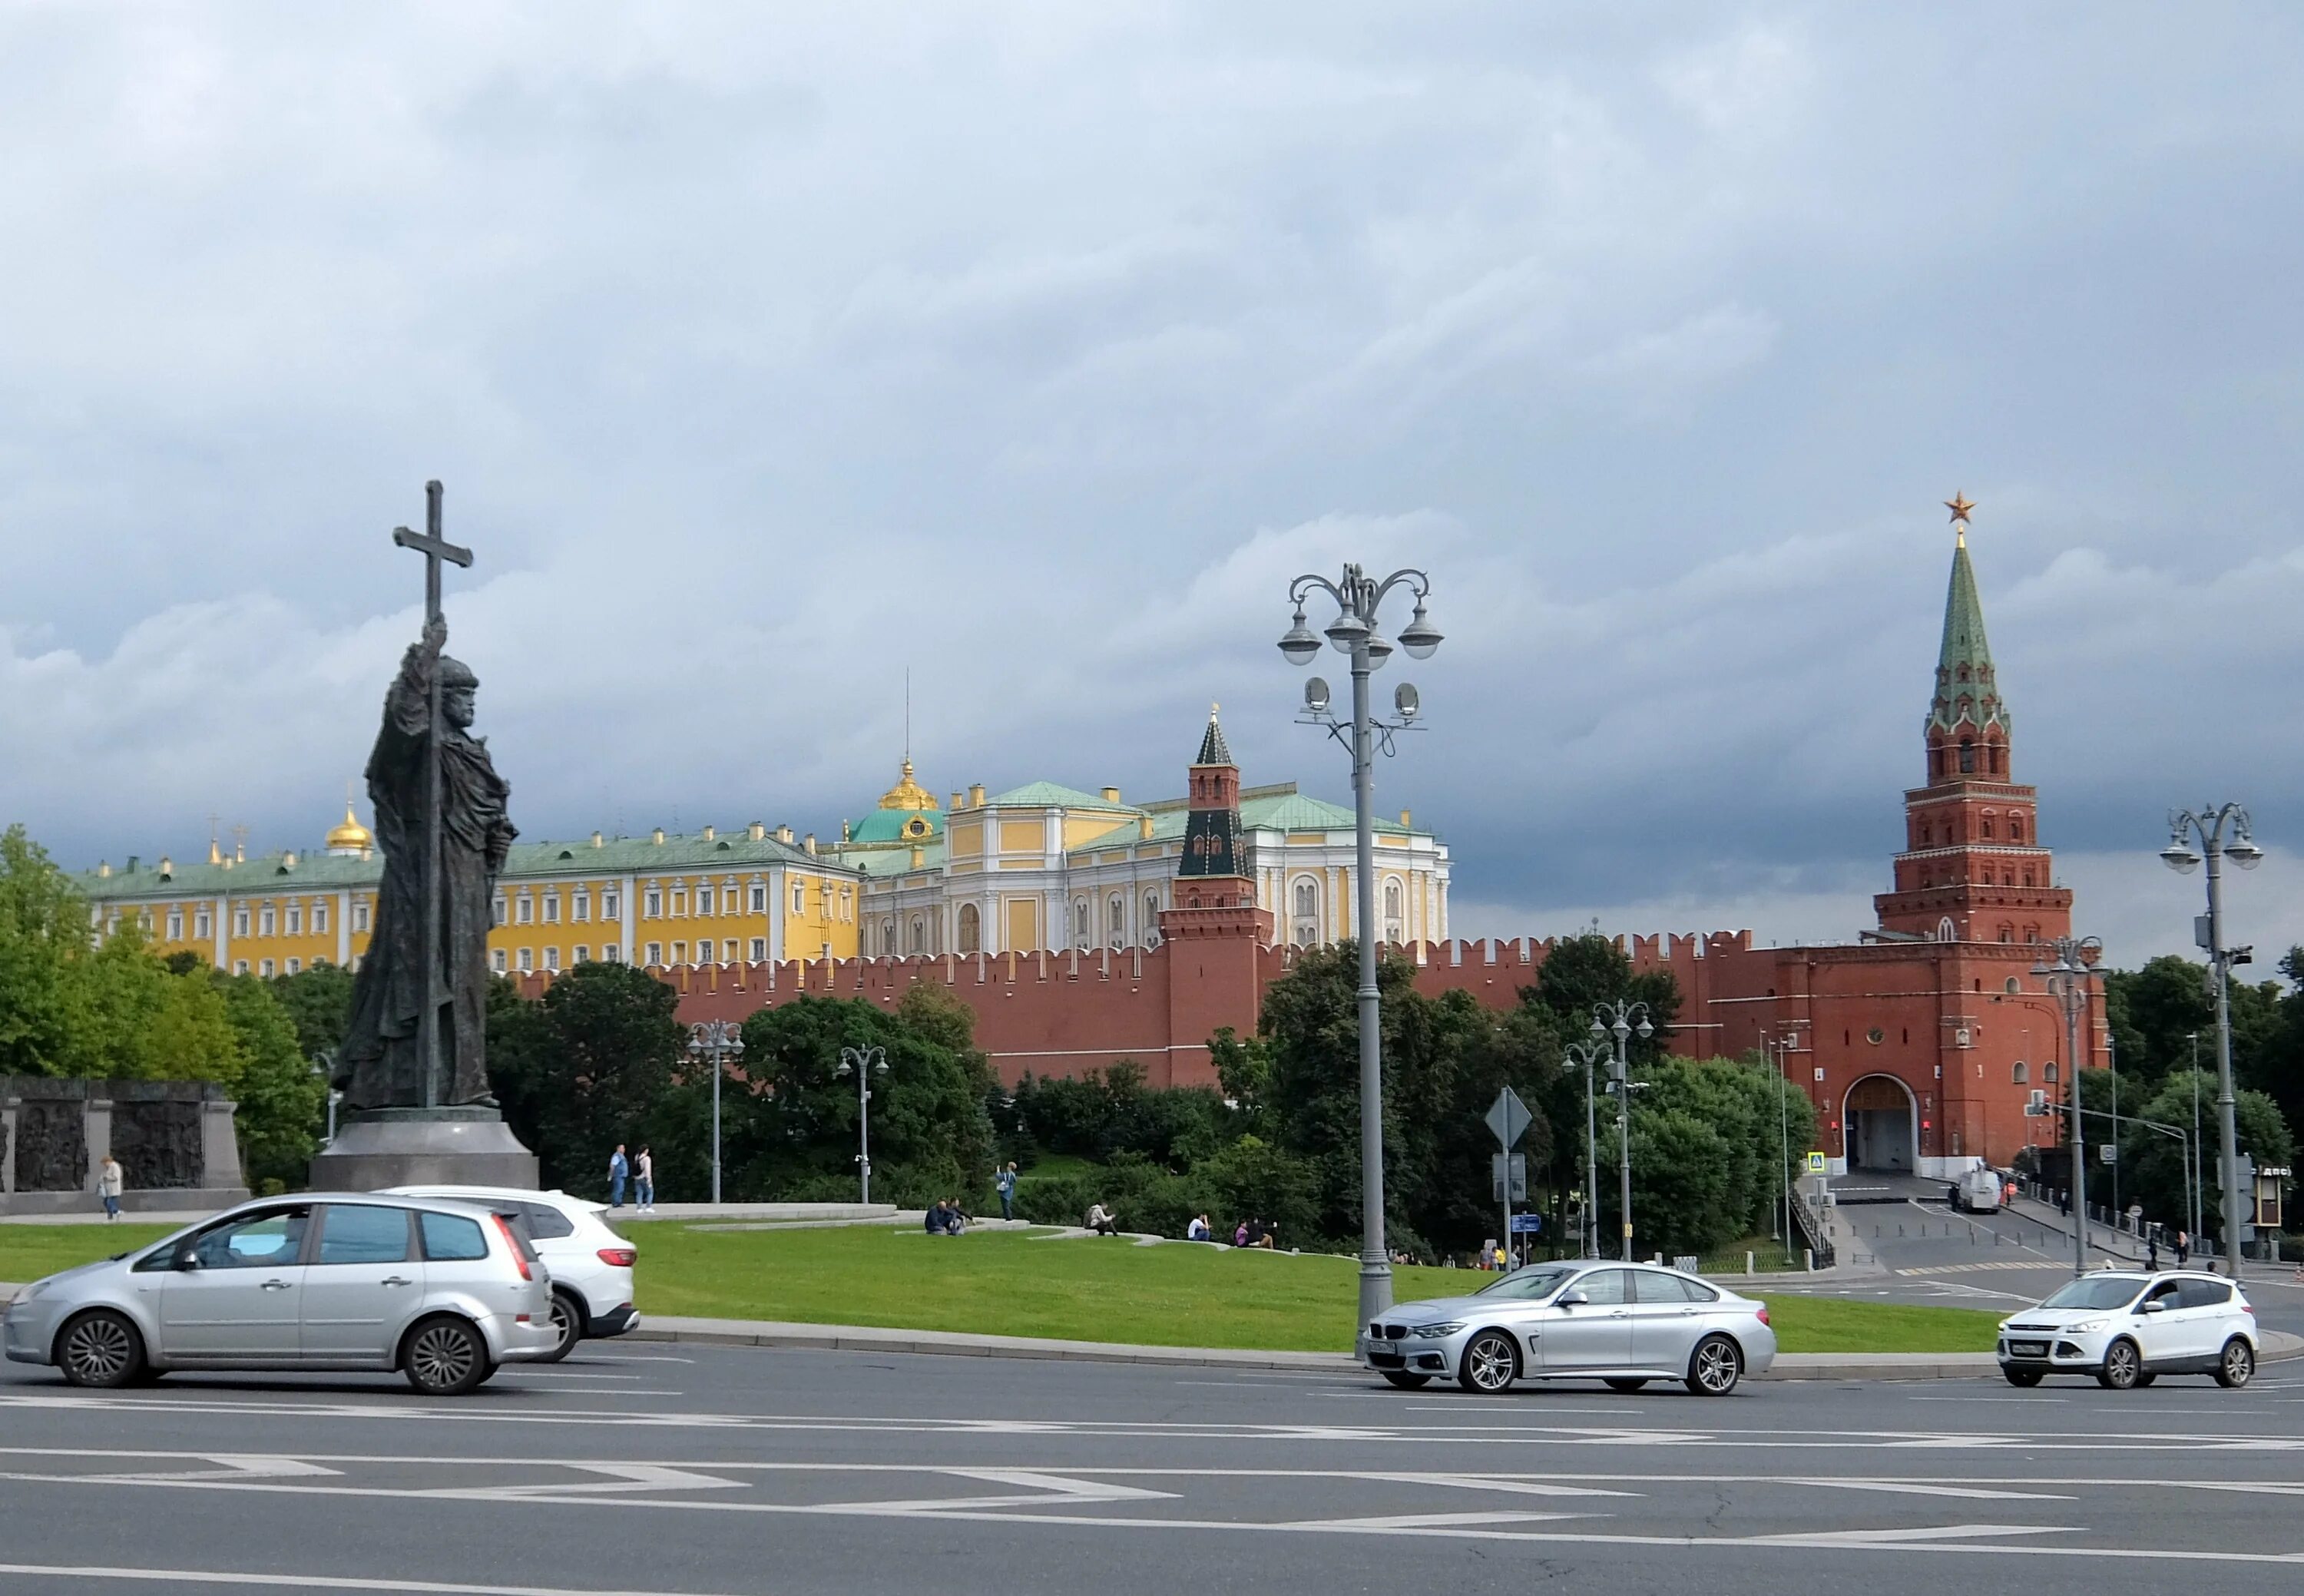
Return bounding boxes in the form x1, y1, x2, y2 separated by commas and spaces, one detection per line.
1360, 1260, 1776, 1396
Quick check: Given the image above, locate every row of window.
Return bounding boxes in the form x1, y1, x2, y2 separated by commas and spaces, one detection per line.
489, 945, 634, 974
1911, 811, 2028, 846
104, 896, 378, 944
229, 954, 360, 978
1915, 864, 2039, 889
490, 881, 856, 927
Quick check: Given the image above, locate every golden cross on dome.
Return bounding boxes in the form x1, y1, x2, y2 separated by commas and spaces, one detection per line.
1945, 492, 1976, 547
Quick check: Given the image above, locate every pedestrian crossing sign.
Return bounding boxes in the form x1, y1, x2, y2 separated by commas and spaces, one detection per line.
1806, 1151, 1826, 1173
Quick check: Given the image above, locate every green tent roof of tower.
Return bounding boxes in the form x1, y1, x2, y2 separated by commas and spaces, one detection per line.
1195, 710, 1234, 767
1929, 539, 2010, 734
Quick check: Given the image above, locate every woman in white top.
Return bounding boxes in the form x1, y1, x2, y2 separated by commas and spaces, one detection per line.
98, 1154, 124, 1222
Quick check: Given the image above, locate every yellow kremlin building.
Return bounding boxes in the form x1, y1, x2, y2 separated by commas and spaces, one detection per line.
71, 711, 1451, 978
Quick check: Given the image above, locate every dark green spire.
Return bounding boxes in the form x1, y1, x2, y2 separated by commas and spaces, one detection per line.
1928, 536, 2008, 735
1195, 705, 1233, 767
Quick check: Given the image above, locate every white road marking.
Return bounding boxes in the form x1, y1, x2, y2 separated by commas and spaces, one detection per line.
1745, 1522, 2078, 1545
0, 1566, 750, 1595
1288, 1509, 1590, 1529
1787, 1478, 2072, 1501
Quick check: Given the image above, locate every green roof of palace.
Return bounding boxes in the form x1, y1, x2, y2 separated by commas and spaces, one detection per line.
1068, 789, 1422, 856
844, 807, 946, 846
844, 838, 949, 877
78, 827, 852, 899
982, 781, 1142, 812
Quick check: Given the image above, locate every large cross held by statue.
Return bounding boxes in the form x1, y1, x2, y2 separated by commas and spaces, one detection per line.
390, 480, 472, 1108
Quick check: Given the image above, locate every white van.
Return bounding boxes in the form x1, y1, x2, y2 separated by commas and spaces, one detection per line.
1952, 1166, 2003, 1214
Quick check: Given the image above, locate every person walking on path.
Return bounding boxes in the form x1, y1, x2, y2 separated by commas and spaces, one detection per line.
98, 1154, 124, 1222
607, 1144, 629, 1209
995, 1162, 1018, 1222
2175, 1229, 2190, 1266
634, 1147, 654, 1212
2147, 1227, 2161, 1270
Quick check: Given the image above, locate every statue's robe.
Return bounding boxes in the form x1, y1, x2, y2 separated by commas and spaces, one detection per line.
336, 637, 515, 1110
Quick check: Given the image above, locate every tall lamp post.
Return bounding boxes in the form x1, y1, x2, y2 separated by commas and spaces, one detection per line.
687, 1021, 745, 1206
1564, 1038, 1610, 1258
2031, 935, 2104, 1278
1762, 1025, 1800, 1251
837, 1045, 889, 1204
2162, 805, 2265, 1273
1591, 999, 1652, 1260
1278, 564, 1442, 1329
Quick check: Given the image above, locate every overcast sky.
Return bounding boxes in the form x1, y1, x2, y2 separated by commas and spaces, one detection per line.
4, 3, 2300, 970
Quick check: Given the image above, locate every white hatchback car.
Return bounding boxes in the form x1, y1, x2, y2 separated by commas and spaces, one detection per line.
1998, 1270, 2258, 1389
386, 1186, 637, 1361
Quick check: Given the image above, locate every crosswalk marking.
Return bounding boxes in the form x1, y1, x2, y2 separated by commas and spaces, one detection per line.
1895, 1260, 2062, 1276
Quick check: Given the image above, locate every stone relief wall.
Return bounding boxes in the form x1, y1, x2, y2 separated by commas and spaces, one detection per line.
11, 1098, 88, 1193
113, 1098, 205, 1189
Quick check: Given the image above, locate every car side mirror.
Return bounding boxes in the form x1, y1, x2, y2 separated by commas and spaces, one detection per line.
2139, 1299, 2163, 1314
1557, 1290, 1588, 1308
174, 1247, 204, 1272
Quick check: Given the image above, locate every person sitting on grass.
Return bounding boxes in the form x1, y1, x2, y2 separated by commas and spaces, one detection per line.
1187, 1214, 1210, 1241
1085, 1201, 1120, 1236
942, 1198, 967, 1235
1233, 1218, 1250, 1247
925, 1200, 952, 1235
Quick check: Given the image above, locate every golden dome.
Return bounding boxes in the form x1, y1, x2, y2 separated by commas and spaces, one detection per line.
876, 759, 940, 813
326, 800, 374, 855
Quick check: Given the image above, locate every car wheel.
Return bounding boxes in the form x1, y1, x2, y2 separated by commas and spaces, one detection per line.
1687, 1333, 1743, 1396
1456, 1330, 1519, 1394
2002, 1367, 2044, 1388
56, 1310, 145, 1389
2215, 1337, 2255, 1389
540, 1291, 584, 1364
1380, 1371, 1432, 1389
2097, 1337, 2142, 1390
402, 1316, 492, 1397
1604, 1378, 1650, 1393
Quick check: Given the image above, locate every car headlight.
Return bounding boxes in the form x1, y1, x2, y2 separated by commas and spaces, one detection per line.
2064, 1319, 2103, 1334
1411, 1322, 1465, 1338
14, 1280, 48, 1304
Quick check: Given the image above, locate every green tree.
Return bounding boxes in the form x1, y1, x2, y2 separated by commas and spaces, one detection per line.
2115, 1069, 2296, 1238
1528, 932, 1681, 1066
728, 986, 1000, 1207
0, 824, 91, 1076
210, 972, 329, 1190
268, 960, 357, 1063
492, 962, 689, 1194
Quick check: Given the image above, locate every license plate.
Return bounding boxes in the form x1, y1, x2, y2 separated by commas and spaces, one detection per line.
2010, 1341, 2048, 1357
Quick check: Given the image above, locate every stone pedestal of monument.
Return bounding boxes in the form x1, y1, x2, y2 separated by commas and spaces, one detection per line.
308, 1106, 539, 1191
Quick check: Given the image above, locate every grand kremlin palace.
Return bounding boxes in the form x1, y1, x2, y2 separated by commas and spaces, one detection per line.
71, 712, 1453, 982
71, 511, 2102, 1172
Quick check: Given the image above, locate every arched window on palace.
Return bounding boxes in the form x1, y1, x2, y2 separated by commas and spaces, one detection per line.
1144, 890, 1162, 946
908, 915, 925, 954
957, 903, 981, 954
1107, 894, 1126, 951
1290, 879, 1320, 946
1074, 898, 1091, 951
1383, 879, 1403, 945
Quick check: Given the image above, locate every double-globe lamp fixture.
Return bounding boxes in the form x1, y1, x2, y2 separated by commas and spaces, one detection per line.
686, 1020, 745, 1207
836, 1045, 890, 1205
2160, 804, 2264, 1276
1591, 1002, 1653, 1262
1276, 565, 1439, 1332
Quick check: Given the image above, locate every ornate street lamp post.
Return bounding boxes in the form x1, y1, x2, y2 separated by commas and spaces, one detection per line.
837, 1044, 889, 1204
1279, 564, 1441, 1328
2031, 935, 2104, 1278
2163, 806, 2265, 1273
1564, 1038, 1610, 1259
687, 1020, 745, 1207
1591, 999, 1652, 1260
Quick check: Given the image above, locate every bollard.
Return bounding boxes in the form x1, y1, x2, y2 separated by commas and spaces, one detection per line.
1746, 1250, 1755, 1274
1803, 1247, 1814, 1272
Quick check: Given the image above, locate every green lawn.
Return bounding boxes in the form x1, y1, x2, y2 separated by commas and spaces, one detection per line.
0, 1224, 177, 1285
1, 1220, 2004, 1356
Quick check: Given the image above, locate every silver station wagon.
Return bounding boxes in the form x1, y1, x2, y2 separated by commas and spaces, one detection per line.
1361, 1261, 1778, 1396
3, 1194, 558, 1396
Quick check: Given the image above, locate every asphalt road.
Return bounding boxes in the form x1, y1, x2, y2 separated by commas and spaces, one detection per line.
5, 1335, 2303, 1594
1755, 1194, 2304, 1342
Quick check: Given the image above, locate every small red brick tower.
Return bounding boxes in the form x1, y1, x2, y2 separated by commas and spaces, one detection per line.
1875, 497, 2074, 945
1160, 708, 1274, 1073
